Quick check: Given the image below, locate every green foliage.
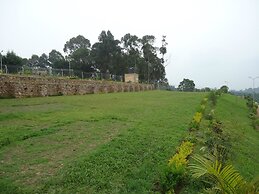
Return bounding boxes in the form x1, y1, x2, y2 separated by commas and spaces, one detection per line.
158, 141, 194, 193
205, 109, 215, 120
208, 91, 218, 106
38, 53, 50, 68
2, 51, 25, 67
201, 97, 208, 105
91, 30, 121, 74
219, 85, 229, 93
214, 95, 259, 179
189, 112, 203, 130
245, 95, 259, 129
184, 94, 259, 193
48, 49, 67, 69
168, 141, 194, 168
189, 153, 259, 194
197, 105, 206, 114
63, 35, 91, 55
2, 31, 168, 83
27, 54, 39, 67
209, 119, 223, 134
178, 78, 195, 92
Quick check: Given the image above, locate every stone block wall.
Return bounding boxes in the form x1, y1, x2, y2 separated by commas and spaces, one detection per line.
0, 75, 154, 98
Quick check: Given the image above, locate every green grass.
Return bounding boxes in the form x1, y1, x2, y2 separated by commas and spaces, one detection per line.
0, 91, 205, 193
215, 94, 259, 180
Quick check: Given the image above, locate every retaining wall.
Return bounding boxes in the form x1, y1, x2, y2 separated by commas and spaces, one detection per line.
0, 75, 154, 98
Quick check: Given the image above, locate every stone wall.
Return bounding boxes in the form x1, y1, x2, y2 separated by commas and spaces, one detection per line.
0, 74, 154, 98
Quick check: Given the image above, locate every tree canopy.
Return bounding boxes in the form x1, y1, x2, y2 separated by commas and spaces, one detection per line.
178, 78, 195, 92
1, 31, 168, 83
2, 51, 25, 67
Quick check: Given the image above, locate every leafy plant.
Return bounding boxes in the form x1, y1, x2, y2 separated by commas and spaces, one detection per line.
168, 141, 194, 168
205, 109, 215, 121
197, 105, 206, 114
208, 91, 218, 106
201, 98, 208, 105
210, 119, 223, 134
160, 141, 195, 192
189, 153, 259, 194
189, 112, 203, 130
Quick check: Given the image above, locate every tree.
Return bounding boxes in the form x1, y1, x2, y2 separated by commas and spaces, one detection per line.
220, 85, 229, 93
91, 30, 121, 74
178, 78, 195, 91
159, 35, 168, 64
121, 33, 140, 54
139, 35, 165, 83
71, 48, 93, 72
121, 33, 141, 74
49, 50, 68, 69
63, 35, 92, 71
2, 51, 24, 66
28, 54, 39, 67
38, 53, 50, 68
63, 35, 91, 55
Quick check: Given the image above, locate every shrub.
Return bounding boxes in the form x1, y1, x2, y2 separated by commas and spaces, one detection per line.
168, 141, 194, 169
208, 91, 217, 106
205, 109, 215, 120
209, 119, 223, 134
189, 112, 203, 130
197, 105, 206, 114
160, 141, 194, 193
201, 98, 208, 105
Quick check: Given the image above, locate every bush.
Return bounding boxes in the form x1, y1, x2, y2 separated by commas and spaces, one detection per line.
205, 109, 215, 120
209, 119, 223, 134
160, 141, 194, 193
197, 105, 206, 114
208, 91, 217, 106
201, 98, 208, 105
189, 112, 203, 130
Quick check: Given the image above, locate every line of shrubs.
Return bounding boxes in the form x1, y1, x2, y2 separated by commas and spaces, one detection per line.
188, 92, 259, 193
245, 95, 259, 130
155, 90, 259, 193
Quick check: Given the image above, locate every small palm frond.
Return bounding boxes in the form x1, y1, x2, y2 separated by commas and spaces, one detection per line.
219, 164, 246, 193
189, 154, 247, 194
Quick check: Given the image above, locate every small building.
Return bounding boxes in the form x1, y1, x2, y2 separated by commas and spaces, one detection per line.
124, 73, 139, 83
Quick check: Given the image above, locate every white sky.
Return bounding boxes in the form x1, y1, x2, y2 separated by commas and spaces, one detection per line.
1, 0, 259, 90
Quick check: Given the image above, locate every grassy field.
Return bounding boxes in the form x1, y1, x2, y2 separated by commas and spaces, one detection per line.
0, 91, 205, 193
215, 94, 259, 179
181, 94, 259, 194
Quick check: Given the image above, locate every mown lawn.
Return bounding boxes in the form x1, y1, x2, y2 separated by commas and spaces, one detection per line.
215, 94, 259, 180
0, 91, 205, 193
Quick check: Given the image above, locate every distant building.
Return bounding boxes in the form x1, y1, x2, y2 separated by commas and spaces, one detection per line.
124, 73, 139, 83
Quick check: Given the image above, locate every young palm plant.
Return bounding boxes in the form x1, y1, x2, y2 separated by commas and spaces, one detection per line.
188, 153, 259, 194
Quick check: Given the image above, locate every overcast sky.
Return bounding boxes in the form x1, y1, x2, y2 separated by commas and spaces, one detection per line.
1, 0, 259, 90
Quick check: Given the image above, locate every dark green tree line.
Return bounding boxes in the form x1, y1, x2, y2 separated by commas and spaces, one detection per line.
2, 31, 168, 83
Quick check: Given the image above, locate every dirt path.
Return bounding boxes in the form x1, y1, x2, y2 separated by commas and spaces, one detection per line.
257, 107, 259, 117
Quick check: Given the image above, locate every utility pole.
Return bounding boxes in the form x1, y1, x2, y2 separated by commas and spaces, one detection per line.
248, 76, 259, 103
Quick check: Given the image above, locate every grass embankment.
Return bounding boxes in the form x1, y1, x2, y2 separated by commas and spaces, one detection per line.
0, 91, 205, 193
215, 94, 259, 179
